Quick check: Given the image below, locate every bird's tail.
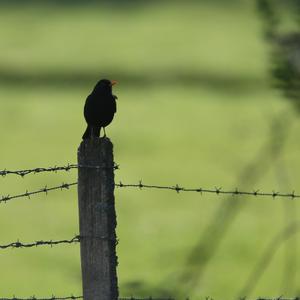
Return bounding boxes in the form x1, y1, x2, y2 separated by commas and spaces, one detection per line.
82, 125, 101, 139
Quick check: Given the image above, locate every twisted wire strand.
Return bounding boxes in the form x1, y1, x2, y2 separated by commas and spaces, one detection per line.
255, 298, 300, 300
0, 235, 118, 250
119, 298, 174, 300
0, 236, 80, 249
116, 181, 300, 200
0, 296, 82, 300
0, 298, 174, 300
0, 164, 119, 177
0, 165, 77, 177
1, 181, 300, 205
0, 297, 295, 300
0, 182, 78, 204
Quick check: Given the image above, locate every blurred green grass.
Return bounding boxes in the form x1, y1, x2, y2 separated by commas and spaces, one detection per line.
0, 1, 300, 299
0, 1, 267, 84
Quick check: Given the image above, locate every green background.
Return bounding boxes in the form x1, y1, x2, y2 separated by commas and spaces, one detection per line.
0, 1, 299, 299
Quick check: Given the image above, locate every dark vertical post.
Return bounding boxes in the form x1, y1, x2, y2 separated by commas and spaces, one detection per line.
77, 137, 118, 300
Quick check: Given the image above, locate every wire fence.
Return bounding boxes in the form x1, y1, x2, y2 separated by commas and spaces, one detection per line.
0, 163, 119, 177
1, 163, 299, 299
0, 298, 174, 300
116, 181, 300, 200
0, 182, 77, 204
0, 297, 296, 300
1, 179, 300, 205
256, 298, 300, 300
248, 298, 300, 300
0, 296, 83, 300
119, 298, 174, 300
0, 165, 78, 177
0, 235, 119, 250
0, 236, 80, 250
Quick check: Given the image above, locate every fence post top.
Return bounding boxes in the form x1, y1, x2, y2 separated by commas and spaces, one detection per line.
78, 137, 114, 160
79, 136, 112, 148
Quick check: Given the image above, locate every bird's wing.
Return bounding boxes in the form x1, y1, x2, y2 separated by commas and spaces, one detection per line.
83, 94, 93, 120
112, 96, 117, 113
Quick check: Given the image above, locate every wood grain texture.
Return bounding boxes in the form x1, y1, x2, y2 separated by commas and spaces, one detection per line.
78, 137, 118, 300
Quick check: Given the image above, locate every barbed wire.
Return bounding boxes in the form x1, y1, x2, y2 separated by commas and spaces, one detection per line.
0, 235, 118, 250
2, 181, 300, 205
253, 298, 300, 300
115, 181, 300, 200
172, 296, 300, 300
0, 236, 80, 250
0, 297, 295, 300
0, 296, 82, 300
119, 298, 174, 300
0, 163, 119, 177
130, 298, 175, 300
0, 295, 174, 300
0, 182, 78, 204
0, 165, 77, 177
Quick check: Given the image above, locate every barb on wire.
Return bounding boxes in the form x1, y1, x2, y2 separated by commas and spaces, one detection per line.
115, 181, 300, 200
0, 165, 77, 177
2, 181, 300, 205
256, 298, 300, 300
0, 297, 297, 300
0, 235, 118, 250
0, 182, 78, 204
0, 163, 119, 177
0, 296, 83, 300
0, 236, 80, 250
0, 297, 173, 300
119, 298, 174, 300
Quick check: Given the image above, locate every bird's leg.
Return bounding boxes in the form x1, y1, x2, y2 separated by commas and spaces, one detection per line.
103, 127, 106, 137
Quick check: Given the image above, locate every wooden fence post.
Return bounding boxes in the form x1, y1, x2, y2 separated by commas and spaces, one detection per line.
77, 137, 118, 300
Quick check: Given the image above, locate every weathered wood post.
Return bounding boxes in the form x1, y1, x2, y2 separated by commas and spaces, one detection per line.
77, 137, 118, 300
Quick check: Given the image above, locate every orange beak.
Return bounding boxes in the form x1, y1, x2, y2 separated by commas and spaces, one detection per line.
111, 80, 118, 86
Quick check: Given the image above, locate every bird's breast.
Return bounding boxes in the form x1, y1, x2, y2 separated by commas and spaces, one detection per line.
84, 94, 116, 126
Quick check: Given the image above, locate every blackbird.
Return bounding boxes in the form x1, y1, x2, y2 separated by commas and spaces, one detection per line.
82, 79, 117, 139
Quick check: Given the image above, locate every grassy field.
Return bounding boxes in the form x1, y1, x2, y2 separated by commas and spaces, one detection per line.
0, 1, 300, 299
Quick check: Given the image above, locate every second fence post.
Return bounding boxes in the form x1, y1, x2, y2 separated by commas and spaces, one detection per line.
77, 137, 118, 300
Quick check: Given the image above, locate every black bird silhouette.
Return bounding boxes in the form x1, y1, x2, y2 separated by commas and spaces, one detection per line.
82, 79, 117, 139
